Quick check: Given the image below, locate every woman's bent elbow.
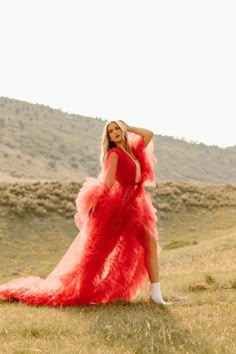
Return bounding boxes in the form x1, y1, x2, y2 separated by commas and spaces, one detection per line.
144, 131, 154, 146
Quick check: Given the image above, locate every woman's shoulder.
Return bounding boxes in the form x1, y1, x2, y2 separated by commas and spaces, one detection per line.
106, 147, 120, 157
104, 148, 120, 164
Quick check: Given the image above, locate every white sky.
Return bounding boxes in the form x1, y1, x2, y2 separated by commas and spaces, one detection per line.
0, 0, 235, 147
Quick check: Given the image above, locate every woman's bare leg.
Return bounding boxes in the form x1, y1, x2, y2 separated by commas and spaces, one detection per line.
143, 228, 170, 304
143, 230, 160, 283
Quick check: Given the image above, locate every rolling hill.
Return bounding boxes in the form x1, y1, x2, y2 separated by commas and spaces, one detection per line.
0, 96, 236, 183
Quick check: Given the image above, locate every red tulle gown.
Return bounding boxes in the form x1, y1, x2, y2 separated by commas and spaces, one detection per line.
0, 134, 159, 306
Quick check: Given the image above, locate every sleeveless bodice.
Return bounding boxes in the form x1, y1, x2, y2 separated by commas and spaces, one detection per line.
106, 147, 141, 186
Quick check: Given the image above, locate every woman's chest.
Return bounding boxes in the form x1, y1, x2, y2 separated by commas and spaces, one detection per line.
116, 151, 139, 184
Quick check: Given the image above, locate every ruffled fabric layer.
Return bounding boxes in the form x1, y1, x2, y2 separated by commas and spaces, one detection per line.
0, 135, 159, 306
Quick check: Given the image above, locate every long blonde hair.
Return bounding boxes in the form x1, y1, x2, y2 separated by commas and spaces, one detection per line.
100, 120, 132, 165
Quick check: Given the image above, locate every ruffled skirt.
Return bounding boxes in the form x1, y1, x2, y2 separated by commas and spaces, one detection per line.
0, 179, 159, 306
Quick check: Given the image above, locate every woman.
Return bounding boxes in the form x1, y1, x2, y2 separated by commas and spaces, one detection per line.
0, 120, 168, 306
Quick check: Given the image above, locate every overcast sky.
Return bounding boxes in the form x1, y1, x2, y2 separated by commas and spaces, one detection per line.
0, 0, 235, 147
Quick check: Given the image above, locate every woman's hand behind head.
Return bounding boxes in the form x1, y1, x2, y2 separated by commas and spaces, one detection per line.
118, 120, 129, 130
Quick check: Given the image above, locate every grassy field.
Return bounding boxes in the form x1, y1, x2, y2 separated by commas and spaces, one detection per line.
0, 181, 236, 353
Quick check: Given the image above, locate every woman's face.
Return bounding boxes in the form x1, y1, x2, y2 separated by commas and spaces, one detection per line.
107, 122, 123, 144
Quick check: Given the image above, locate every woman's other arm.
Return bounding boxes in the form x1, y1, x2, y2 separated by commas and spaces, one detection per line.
103, 151, 119, 188
89, 151, 118, 216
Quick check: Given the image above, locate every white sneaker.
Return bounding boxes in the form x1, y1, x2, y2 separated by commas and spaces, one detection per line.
149, 282, 172, 305
150, 295, 172, 305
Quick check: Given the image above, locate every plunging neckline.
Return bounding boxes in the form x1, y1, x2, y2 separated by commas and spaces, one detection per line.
118, 147, 138, 166
118, 147, 141, 185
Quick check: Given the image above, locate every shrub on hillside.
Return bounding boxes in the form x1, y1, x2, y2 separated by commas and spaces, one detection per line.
0, 181, 235, 219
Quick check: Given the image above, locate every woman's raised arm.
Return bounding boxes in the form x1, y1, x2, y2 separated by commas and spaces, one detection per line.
119, 120, 153, 147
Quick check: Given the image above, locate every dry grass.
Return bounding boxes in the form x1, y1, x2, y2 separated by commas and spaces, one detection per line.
0, 180, 236, 353
0, 296, 235, 354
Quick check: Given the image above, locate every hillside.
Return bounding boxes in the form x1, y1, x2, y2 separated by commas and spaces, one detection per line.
0, 96, 236, 183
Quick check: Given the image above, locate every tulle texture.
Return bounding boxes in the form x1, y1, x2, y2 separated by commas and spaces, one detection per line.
0, 135, 159, 306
